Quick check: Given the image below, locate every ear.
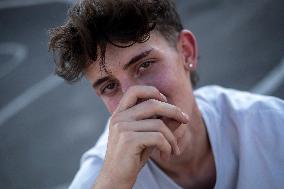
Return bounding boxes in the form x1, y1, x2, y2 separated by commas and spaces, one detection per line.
176, 30, 198, 71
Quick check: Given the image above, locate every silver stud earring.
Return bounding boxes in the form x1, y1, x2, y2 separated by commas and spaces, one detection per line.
189, 63, 193, 68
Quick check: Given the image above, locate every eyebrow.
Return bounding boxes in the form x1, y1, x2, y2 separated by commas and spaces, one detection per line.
92, 76, 110, 89
123, 48, 153, 70
92, 48, 154, 89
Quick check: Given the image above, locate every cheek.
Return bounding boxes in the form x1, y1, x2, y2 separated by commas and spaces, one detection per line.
102, 96, 121, 113
143, 70, 177, 97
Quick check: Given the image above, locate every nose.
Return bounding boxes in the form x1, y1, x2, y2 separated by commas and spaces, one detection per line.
120, 78, 140, 93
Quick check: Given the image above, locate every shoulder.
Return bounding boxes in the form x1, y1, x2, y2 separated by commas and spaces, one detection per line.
195, 85, 284, 147
194, 85, 284, 116
195, 85, 284, 152
196, 86, 284, 188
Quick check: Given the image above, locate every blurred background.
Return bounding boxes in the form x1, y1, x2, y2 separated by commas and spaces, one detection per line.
0, 0, 283, 188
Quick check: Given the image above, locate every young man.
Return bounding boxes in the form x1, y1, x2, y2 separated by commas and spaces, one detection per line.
49, 0, 284, 188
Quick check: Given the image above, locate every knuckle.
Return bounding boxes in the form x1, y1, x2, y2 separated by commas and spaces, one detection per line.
154, 133, 171, 153
120, 132, 134, 144
109, 114, 118, 124
155, 132, 164, 141
146, 99, 158, 107
112, 122, 125, 133
109, 112, 123, 124
155, 119, 165, 130
173, 106, 182, 117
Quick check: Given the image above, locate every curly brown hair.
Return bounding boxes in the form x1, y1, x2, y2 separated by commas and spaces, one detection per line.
48, 0, 198, 86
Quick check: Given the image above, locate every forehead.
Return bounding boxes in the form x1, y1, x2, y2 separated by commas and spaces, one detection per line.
84, 32, 173, 79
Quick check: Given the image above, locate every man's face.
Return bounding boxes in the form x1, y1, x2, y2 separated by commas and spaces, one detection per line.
85, 31, 197, 128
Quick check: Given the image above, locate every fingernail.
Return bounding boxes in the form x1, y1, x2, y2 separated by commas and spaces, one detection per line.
182, 112, 189, 121
160, 93, 167, 102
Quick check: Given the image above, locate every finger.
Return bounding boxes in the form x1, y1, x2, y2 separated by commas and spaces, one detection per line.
173, 124, 188, 154
173, 123, 187, 139
122, 99, 189, 124
117, 120, 180, 155
133, 132, 172, 161
115, 85, 167, 113
140, 147, 154, 165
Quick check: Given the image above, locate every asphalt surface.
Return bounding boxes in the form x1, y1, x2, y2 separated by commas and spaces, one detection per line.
0, 0, 283, 188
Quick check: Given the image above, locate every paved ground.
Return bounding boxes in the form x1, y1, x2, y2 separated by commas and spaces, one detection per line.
0, 0, 283, 188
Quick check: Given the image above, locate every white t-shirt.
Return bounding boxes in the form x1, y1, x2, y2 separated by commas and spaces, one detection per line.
69, 86, 284, 189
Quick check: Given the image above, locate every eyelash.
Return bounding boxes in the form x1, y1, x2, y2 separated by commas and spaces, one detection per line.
100, 81, 118, 95
136, 60, 155, 75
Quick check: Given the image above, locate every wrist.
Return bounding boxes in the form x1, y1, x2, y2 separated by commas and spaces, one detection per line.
93, 165, 135, 189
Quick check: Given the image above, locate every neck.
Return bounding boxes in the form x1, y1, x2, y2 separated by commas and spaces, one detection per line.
151, 101, 216, 188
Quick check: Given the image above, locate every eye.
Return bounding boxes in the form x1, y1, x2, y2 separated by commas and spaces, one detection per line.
100, 81, 118, 95
137, 60, 154, 74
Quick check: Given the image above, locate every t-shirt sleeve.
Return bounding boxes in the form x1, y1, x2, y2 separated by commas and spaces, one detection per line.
68, 157, 103, 189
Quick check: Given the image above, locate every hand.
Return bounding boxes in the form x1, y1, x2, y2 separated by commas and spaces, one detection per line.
93, 86, 189, 189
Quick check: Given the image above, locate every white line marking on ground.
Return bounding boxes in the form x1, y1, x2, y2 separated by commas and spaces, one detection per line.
0, 42, 28, 79
251, 57, 284, 95
1, 1, 73, 188
0, 74, 64, 126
